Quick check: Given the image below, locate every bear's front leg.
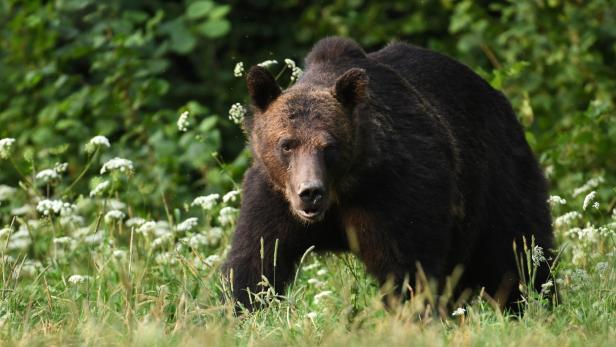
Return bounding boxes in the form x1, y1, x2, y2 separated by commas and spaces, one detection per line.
344, 206, 453, 308
222, 167, 317, 310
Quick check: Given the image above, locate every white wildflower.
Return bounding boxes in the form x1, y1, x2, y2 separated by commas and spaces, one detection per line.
307, 278, 323, 287
0, 138, 16, 159
233, 62, 244, 77
571, 269, 590, 284
284, 58, 303, 81
68, 275, 91, 284
73, 227, 91, 238
90, 180, 110, 197
7, 227, 30, 250
567, 225, 598, 242
532, 245, 546, 267
103, 199, 126, 210
86, 135, 111, 153
104, 210, 126, 223
572, 177, 603, 197
53, 236, 74, 245
303, 261, 320, 271
181, 233, 208, 249
547, 195, 566, 206
540, 280, 553, 294
222, 189, 240, 203
306, 312, 317, 320
0, 227, 11, 238
8, 237, 31, 251
154, 221, 171, 237
313, 290, 332, 303
60, 214, 85, 226
152, 233, 174, 249
17, 260, 42, 278
228, 103, 246, 125
11, 205, 33, 216
83, 232, 103, 245
155, 252, 177, 265
35, 169, 60, 183
595, 262, 608, 273
452, 307, 466, 317
206, 227, 223, 245
191, 194, 220, 210
257, 59, 278, 68
176, 217, 198, 232
0, 185, 16, 201
177, 111, 190, 132
317, 269, 327, 276
54, 162, 68, 174
204, 254, 221, 266
592, 201, 599, 209
126, 217, 146, 228
113, 250, 127, 259
137, 221, 157, 234
36, 199, 76, 216
583, 191, 596, 210
100, 157, 134, 175
553, 211, 582, 228
1, 255, 15, 264
219, 206, 239, 226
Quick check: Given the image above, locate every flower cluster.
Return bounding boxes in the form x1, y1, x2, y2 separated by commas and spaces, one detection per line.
219, 206, 238, 226
233, 62, 244, 77
582, 191, 597, 210
35, 169, 60, 183
68, 275, 91, 285
86, 135, 111, 153
176, 217, 198, 232
284, 58, 303, 82
228, 103, 246, 125
191, 194, 219, 211
532, 245, 546, 267
257, 60, 278, 68
572, 177, 603, 197
0, 185, 17, 201
104, 210, 126, 223
89, 180, 110, 197
177, 111, 190, 132
547, 195, 567, 207
222, 189, 240, 203
36, 199, 76, 216
100, 157, 134, 175
0, 138, 16, 159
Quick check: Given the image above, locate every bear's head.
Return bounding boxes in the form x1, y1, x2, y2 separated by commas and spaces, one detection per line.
245, 66, 368, 223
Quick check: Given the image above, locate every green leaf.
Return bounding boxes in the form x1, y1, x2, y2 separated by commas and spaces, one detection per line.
209, 5, 231, 20
160, 18, 197, 54
196, 19, 230, 38
186, 1, 215, 20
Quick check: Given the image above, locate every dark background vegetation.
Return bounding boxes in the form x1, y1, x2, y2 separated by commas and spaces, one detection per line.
1, 0, 614, 213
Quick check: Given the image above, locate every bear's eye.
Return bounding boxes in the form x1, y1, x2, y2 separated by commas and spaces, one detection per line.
324, 143, 339, 162
279, 139, 296, 153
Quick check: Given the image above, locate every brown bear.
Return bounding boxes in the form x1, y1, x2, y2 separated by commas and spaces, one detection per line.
223, 37, 555, 312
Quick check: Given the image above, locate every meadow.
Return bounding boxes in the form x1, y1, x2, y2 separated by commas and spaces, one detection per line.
1, 1, 615, 346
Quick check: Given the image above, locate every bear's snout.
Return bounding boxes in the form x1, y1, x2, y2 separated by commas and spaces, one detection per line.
297, 181, 325, 218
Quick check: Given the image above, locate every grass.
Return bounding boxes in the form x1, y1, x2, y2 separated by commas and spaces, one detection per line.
1, 135, 615, 346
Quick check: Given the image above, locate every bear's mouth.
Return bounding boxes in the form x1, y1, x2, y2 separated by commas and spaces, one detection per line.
296, 206, 325, 222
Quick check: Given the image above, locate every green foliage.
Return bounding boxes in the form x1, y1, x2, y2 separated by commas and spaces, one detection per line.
2, 0, 615, 209
0, 0, 243, 214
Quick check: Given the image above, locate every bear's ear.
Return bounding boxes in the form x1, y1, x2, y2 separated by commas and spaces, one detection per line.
246, 66, 281, 112
333, 68, 369, 110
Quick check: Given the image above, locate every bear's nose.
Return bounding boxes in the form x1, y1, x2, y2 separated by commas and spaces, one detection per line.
298, 182, 324, 205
